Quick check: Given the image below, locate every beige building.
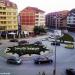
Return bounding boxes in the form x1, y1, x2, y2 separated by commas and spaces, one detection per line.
0, 0, 18, 38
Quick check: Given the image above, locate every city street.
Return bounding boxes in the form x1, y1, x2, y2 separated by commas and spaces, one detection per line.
0, 34, 75, 75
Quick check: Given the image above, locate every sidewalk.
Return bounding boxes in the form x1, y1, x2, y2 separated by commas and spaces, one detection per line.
0, 34, 48, 41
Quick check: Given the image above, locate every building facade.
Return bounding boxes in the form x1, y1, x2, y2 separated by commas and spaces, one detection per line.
67, 9, 75, 31
0, 0, 18, 38
46, 10, 69, 30
19, 7, 45, 34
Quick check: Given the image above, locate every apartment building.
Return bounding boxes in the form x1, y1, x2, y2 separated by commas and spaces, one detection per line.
0, 0, 18, 38
46, 10, 69, 30
67, 9, 75, 31
19, 7, 45, 34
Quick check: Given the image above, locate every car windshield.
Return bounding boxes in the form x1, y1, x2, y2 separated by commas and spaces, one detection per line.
8, 57, 20, 61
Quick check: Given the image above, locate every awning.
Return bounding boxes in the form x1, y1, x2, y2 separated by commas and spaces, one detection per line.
8, 32, 16, 35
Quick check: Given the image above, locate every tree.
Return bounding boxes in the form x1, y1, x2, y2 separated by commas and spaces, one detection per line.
33, 26, 46, 35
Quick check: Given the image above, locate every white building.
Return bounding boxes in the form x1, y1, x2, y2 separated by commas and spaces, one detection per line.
35, 12, 45, 27
67, 9, 75, 31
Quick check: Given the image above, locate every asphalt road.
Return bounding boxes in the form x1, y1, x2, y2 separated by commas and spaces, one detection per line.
0, 33, 75, 75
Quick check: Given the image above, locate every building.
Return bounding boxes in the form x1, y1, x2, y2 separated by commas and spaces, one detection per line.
0, 0, 18, 38
19, 7, 45, 34
67, 9, 75, 31
46, 10, 69, 30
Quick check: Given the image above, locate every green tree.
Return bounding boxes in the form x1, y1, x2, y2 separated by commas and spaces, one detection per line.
33, 26, 46, 35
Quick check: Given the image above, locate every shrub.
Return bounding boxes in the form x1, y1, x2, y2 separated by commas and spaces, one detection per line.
59, 33, 74, 42
6, 44, 49, 56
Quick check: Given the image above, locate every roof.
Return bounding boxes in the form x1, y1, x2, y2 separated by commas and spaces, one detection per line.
20, 6, 45, 13
0, 0, 17, 9
68, 9, 75, 16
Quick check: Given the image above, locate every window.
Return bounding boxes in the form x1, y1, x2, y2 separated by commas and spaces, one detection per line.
36, 15, 39, 17
8, 26, 12, 28
36, 19, 39, 21
13, 12, 16, 15
4, 21, 6, 24
14, 26, 16, 28
73, 18, 75, 20
1, 21, 3, 24
3, 7, 6, 10
13, 21, 16, 23
0, 7, 2, 10
0, 12, 2, 15
13, 17, 16, 19
3, 12, 6, 15
7, 12, 11, 15
73, 21, 75, 23
8, 21, 11, 24
0, 26, 6, 30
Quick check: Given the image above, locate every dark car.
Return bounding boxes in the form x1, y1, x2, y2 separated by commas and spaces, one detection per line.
9, 39, 18, 42
0, 42, 2, 45
18, 40, 29, 46
51, 41, 60, 46
7, 56, 22, 65
66, 68, 75, 75
34, 41, 42, 45
34, 56, 53, 64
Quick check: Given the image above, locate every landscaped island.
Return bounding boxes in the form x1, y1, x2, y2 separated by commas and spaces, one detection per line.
6, 44, 49, 56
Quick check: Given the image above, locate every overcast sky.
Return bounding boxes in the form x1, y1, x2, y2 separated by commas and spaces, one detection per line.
10, 0, 75, 13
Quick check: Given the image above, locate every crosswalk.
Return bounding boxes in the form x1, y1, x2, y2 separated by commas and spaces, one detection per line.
0, 48, 8, 58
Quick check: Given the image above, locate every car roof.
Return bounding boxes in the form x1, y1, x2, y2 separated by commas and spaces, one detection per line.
7, 56, 19, 60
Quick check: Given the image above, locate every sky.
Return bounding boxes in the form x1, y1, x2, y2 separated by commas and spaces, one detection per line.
10, 0, 75, 14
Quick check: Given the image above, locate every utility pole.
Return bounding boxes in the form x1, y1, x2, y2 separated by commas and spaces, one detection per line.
53, 16, 57, 75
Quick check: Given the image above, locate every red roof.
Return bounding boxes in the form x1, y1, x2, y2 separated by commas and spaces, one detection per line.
20, 6, 45, 13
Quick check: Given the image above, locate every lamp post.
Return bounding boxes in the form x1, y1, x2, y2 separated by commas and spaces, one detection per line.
53, 16, 58, 75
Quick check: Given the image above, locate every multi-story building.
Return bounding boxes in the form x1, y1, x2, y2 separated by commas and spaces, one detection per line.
67, 9, 75, 31
0, 0, 18, 38
19, 7, 45, 34
46, 10, 69, 30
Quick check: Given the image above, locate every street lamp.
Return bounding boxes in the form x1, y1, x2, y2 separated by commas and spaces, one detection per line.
53, 16, 58, 75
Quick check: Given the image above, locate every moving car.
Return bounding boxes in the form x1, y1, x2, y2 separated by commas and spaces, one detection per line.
66, 68, 75, 75
9, 39, 18, 42
34, 56, 53, 64
51, 41, 60, 46
18, 40, 29, 46
7, 56, 22, 65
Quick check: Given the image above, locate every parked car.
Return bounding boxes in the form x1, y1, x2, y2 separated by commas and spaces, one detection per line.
66, 68, 75, 75
42, 38, 48, 41
51, 41, 60, 46
0, 42, 2, 45
9, 39, 18, 42
18, 40, 29, 46
6, 56, 22, 65
34, 41, 42, 45
65, 44, 74, 49
34, 56, 53, 64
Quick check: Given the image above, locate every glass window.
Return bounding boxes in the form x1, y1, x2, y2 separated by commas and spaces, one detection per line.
0, 7, 2, 10
14, 26, 16, 28
3, 7, 6, 10
13, 12, 16, 15
3, 12, 6, 15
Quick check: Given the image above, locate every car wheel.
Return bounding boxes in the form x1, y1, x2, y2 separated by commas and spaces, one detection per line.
49, 60, 53, 64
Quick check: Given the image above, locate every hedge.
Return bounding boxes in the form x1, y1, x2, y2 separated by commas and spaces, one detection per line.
59, 33, 74, 42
